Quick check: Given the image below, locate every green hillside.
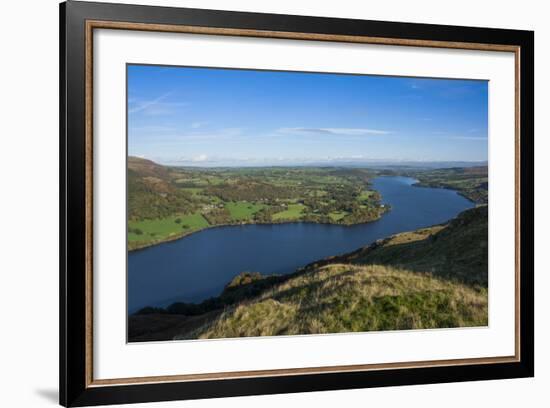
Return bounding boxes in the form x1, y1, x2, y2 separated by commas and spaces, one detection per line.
311, 205, 488, 287
410, 166, 488, 204
129, 206, 488, 342
126, 156, 387, 250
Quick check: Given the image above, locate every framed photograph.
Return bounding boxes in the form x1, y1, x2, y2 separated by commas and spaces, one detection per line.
60, 1, 534, 406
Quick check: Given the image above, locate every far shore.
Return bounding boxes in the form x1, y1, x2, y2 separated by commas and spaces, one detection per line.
128, 178, 480, 253
128, 207, 390, 253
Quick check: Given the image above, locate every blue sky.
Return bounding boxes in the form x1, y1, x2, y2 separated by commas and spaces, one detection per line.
128, 64, 488, 166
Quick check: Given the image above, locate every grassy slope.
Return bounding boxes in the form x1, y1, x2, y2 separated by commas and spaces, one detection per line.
179, 264, 486, 339
129, 206, 488, 341
332, 205, 488, 287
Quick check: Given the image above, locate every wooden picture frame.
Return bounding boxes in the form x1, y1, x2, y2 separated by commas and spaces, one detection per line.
60, 1, 534, 406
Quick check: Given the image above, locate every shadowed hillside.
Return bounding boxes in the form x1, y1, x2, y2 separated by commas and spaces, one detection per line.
128, 156, 196, 221
129, 206, 488, 342
307, 205, 488, 287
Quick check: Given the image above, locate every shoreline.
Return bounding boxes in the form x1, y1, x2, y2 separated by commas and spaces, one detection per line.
128, 180, 479, 253
411, 181, 481, 205
128, 208, 390, 253
378, 174, 483, 205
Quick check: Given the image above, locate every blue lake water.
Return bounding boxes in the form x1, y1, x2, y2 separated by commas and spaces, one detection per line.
128, 176, 474, 313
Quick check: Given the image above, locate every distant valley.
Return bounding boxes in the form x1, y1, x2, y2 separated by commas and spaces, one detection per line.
127, 157, 488, 251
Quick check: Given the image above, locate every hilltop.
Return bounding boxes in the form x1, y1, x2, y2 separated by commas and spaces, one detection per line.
129, 206, 488, 341
128, 156, 171, 178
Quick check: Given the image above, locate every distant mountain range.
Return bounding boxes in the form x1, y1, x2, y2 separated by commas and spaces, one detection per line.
153, 156, 488, 169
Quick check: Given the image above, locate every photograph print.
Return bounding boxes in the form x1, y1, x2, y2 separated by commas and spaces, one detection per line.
127, 65, 489, 342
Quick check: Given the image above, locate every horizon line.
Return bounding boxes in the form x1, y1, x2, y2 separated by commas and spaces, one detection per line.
129, 155, 488, 169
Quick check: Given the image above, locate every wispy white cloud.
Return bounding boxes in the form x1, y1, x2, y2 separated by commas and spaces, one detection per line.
128, 93, 171, 114
278, 127, 392, 136
191, 121, 208, 129
128, 92, 189, 115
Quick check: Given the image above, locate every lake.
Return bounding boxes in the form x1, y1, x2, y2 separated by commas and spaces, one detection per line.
128, 176, 474, 313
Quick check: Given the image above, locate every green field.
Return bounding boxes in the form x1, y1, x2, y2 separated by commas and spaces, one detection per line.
128, 213, 209, 244
359, 190, 375, 200
225, 201, 265, 221
328, 211, 347, 221
272, 204, 306, 221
